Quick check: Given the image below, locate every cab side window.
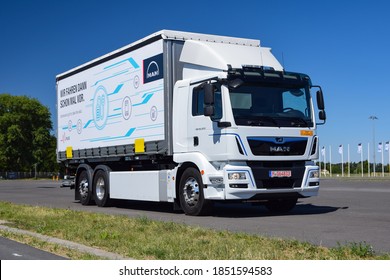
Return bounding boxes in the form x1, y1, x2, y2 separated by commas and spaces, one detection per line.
192, 86, 222, 120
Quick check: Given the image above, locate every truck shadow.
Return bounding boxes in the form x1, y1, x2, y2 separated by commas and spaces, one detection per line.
106, 199, 345, 218
212, 202, 347, 218
110, 199, 178, 214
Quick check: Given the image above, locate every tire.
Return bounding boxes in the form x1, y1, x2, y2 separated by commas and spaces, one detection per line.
265, 198, 298, 213
78, 170, 93, 205
179, 167, 213, 216
93, 169, 111, 207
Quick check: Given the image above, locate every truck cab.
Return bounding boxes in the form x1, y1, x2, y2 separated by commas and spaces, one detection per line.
172, 39, 325, 215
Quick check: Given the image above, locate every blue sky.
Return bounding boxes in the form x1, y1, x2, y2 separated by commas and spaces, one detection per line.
1, 0, 390, 163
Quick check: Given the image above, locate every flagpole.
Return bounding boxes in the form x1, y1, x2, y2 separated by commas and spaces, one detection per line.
368, 143, 370, 177
339, 145, 344, 177
321, 146, 327, 177
319, 147, 322, 177
369, 115, 378, 177
348, 144, 350, 177
360, 144, 363, 177
329, 145, 332, 177
388, 141, 390, 177
319, 146, 321, 176
342, 147, 344, 177
381, 142, 384, 177
324, 147, 327, 177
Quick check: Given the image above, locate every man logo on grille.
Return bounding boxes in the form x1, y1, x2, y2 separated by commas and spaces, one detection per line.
275, 137, 284, 143
270, 146, 290, 153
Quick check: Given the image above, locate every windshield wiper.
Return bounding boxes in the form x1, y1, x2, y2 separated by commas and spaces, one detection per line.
247, 116, 279, 127
288, 117, 311, 127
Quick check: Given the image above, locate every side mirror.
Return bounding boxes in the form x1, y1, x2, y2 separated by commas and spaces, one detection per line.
204, 106, 215, 116
312, 85, 326, 124
204, 83, 215, 105
204, 83, 215, 117
316, 89, 325, 110
319, 110, 326, 121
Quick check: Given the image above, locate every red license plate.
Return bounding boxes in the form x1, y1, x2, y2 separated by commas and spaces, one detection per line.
269, 170, 292, 178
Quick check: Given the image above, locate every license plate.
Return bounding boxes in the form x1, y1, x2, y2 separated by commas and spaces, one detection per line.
269, 170, 292, 178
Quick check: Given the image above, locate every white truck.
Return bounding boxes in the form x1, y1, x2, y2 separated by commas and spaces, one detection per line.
56, 30, 326, 215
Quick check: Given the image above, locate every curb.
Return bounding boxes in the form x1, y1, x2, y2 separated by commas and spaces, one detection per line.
0, 220, 129, 260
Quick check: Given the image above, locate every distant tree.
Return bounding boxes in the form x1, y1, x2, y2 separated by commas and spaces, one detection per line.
331, 163, 342, 174
0, 93, 58, 172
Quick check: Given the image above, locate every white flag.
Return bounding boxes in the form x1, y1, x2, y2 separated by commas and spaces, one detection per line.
385, 141, 389, 151
357, 143, 362, 154
378, 142, 383, 153
338, 145, 343, 154
321, 146, 325, 156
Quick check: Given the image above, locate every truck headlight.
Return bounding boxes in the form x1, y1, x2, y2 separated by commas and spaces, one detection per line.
309, 170, 319, 179
228, 172, 247, 180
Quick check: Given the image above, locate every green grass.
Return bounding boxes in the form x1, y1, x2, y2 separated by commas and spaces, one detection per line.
0, 201, 388, 260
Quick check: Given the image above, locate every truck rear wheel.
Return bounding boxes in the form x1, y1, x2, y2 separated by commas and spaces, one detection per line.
93, 169, 111, 207
78, 170, 93, 205
179, 167, 213, 216
265, 198, 298, 213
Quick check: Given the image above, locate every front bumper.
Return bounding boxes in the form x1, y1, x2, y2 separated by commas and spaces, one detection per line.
203, 161, 320, 200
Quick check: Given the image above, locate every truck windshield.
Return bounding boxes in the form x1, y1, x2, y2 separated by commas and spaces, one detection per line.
229, 84, 313, 127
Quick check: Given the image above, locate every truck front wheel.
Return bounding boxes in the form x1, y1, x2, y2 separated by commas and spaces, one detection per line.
78, 170, 93, 205
179, 168, 212, 216
93, 169, 111, 207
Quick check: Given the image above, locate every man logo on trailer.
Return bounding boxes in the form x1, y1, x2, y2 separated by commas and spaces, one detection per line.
143, 53, 163, 84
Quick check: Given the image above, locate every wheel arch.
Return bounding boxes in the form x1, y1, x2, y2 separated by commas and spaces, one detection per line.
175, 162, 200, 200
173, 152, 217, 199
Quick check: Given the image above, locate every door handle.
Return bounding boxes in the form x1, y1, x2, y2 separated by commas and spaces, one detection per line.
193, 136, 199, 146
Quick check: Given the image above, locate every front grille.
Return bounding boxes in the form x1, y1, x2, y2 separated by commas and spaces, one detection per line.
247, 161, 305, 189
247, 137, 307, 156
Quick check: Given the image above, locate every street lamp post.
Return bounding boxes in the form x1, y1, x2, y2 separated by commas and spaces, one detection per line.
369, 116, 378, 177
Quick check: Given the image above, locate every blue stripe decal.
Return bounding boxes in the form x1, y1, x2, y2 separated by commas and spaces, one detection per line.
133, 93, 154, 106
127, 57, 140, 69
108, 113, 122, 118
136, 123, 164, 130
93, 70, 129, 86
247, 137, 306, 144
132, 84, 163, 97
107, 84, 124, 96
82, 127, 136, 142
62, 125, 77, 130
104, 57, 139, 70
125, 127, 136, 137
83, 119, 93, 129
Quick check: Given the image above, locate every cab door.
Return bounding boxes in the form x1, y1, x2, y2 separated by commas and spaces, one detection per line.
187, 83, 226, 160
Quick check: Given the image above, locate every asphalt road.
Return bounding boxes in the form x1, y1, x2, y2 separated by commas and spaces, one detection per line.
0, 236, 66, 260
0, 178, 389, 254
